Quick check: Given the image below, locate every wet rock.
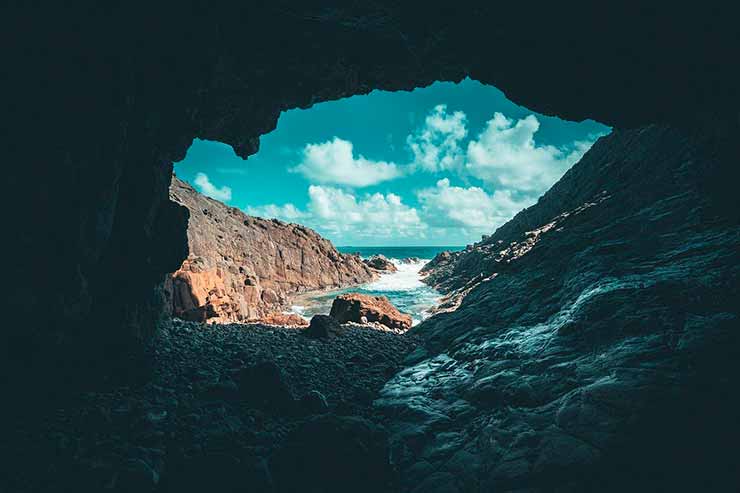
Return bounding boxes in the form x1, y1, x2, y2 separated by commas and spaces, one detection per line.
305, 314, 345, 339
330, 293, 412, 331
363, 255, 398, 272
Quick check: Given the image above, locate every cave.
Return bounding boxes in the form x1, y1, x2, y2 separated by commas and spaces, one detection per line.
3, 3, 739, 493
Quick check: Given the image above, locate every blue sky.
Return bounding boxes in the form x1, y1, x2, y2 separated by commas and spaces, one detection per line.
175, 78, 609, 246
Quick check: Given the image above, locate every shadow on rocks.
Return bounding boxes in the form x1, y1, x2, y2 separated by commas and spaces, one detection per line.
236, 361, 295, 414
271, 414, 396, 493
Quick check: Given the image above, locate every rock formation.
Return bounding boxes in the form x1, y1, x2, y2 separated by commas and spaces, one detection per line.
381, 124, 740, 492
8, 4, 739, 362
330, 293, 412, 331
305, 314, 345, 340
166, 176, 376, 323
363, 255, 398, 272
4, 4, 740, 492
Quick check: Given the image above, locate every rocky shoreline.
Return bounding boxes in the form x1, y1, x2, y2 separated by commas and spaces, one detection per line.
166, 176, 379, 324
2, 319, 420, 492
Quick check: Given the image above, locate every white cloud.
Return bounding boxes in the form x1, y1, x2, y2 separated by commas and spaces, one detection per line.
245, 203, 305, 221
407, 104, 467, 172
244, 186, 425, 243
465, 113, 592, 193
194, 172, 232, 202
417, 178, 534, 233
291, 137, 402, 187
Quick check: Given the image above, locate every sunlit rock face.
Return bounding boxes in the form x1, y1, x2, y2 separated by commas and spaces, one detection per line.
378, 124, 740, 491
166, 176, 375, 323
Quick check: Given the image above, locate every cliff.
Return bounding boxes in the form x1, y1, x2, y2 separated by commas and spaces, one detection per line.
165, 176, 376, 323
379, 124, 740, 491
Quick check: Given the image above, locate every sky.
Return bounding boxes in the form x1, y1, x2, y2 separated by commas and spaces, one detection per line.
174, 78, 609, 246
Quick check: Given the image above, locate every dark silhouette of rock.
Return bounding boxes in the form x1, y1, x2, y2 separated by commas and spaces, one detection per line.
237, 361, 295, 413
165, 176, 376, 324
330, 293, 412, 331
299, 390, 329, 415
271, 414, 394, 493
363, 254, 398, 272
305, 314, 345, 339
3, 4, 740, 493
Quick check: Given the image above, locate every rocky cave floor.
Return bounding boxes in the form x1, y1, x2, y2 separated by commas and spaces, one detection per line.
2, 320, 420, 493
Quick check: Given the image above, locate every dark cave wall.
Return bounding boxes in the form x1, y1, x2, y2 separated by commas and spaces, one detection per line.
3, 2, 739, 361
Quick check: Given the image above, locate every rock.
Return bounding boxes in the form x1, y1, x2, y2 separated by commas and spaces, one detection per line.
271, 415, 393, 493
299, 390, 329, 414
330, 293, 412, 331
305, 314, 345, 339
237, 361, 295, 412
259, 312, 309, 326
400, 257, 421, 264
165, 176, 377, 324
363, 255, 398, 272
116, 458, 159, 492
205, 378, 239, 401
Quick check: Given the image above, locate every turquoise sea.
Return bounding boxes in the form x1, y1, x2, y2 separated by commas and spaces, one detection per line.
291, 246, 464, 325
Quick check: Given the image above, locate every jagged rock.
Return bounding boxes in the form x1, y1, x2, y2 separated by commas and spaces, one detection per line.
400, 257, 421, 264
259, 312, 309, 327
378, 125, 740, 492
305, 314, 345, 339
363, 255, 398, 272
165, 176, 377, 324
330, 293, 412, 331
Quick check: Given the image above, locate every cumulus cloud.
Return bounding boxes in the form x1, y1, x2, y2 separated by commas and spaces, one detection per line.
291, 137, 402, 187
407, 104, 467, 172
244, 186, 425, 242
194, 172, 232, 202
244, 203, 305, 221
417, 178, 535, 233
465, 113, 592, 193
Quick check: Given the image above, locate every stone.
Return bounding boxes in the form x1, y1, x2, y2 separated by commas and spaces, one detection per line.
259, 312, 309, 326
363, 254, 398, 272
165, 176, 377, 324
305, 314, 345, 339
116, 458, 159, 492
330, 293, 412, 331
299, 390, 329, 414
237, 361, 295, 412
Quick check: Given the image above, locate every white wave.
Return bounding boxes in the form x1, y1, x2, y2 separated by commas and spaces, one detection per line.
366, 259, 429, 292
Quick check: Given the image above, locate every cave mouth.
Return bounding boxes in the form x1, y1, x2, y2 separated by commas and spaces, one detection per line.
167, 78, 610, 329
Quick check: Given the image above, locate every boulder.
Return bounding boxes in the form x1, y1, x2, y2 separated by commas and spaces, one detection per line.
329, 293, 412, 331
236, 361, 295, 412
305, 314, 345, 339
259, 312, 309, 326
363, 255, 398, 272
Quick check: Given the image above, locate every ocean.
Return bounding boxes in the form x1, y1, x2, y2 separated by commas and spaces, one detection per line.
291, 246, 464, 325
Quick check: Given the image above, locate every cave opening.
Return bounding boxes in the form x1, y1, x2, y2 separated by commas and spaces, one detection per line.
167, 78, 609, 329
4, 4, 739, 492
